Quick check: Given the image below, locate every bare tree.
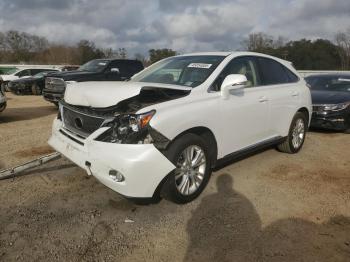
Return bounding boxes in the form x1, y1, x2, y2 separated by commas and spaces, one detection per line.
335, 29, 350, 70
241, 32, 274, 52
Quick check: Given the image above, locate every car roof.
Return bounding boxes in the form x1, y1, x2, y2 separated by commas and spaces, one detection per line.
179, 51, 285, 58
305, 73, 350, 78
178, 51, 293, 69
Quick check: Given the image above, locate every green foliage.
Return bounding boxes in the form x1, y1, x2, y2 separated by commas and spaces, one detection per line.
282, 39, 341, 70
242, 33, 345, 70
149, 48, 177, 64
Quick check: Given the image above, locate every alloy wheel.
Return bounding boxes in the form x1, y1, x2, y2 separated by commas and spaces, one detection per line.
174, 145, 206, 196
292, 118, 305, 149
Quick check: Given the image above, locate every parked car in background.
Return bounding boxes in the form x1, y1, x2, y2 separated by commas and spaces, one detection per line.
8, 70, 59, 95
0, 87, 6, 112
60, 65, 80, 72
43, 59, 144, 105
49, 52, 311, 204
305, 74, 350, 133
0, 68, 55, 92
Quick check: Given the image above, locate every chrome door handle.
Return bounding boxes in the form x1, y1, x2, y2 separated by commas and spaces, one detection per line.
259, 96, 268, 102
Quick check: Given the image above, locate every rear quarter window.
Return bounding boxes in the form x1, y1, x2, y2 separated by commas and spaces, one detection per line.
258, 57, 298, 85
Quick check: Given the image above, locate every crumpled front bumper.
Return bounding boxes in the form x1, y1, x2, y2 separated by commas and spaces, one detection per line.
48, 118, 175, 198
311, 110, 349, 131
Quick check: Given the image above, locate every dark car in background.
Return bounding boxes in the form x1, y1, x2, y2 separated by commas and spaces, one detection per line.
305, 74, 350, 133
43, 59, 144, 105
8, 70, 58, 95
1, 68, 56, 92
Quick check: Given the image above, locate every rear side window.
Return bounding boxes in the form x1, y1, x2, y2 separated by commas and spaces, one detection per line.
31, 69, 47, 75
258, 58, 298, 85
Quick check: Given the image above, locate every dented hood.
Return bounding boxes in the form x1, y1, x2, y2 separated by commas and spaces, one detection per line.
64, 81, 191, 108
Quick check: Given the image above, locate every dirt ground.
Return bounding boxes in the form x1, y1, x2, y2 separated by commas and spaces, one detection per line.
0, 93, 349, 262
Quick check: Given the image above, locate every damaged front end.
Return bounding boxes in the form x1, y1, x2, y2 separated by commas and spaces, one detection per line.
59, 86, 190, 149
95, 110, 170, 149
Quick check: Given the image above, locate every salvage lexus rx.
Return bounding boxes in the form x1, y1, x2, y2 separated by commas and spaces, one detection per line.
49, 52, 312, 204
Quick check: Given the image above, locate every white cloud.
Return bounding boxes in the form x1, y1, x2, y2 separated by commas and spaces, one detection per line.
0, 0, 349, 56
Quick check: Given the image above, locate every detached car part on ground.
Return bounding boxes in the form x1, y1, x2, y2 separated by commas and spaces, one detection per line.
305, 74, 350, 133
8, 70, 58, 95
49, 52, 312, 204
0, 87, 6, 112
42, 59, 144, 105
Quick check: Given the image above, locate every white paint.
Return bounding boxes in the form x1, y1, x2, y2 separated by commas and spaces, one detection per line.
50, 51, 312, 198
64, 81, 191, 108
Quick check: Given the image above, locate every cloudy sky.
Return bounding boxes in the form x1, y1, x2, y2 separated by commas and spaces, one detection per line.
0, 0, 349, 57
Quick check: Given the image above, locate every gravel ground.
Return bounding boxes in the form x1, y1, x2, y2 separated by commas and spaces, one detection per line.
0, 93, 349, 262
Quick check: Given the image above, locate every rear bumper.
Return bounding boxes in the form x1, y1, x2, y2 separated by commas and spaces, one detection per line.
43, 90, 63, 103
48, 118, 175, 198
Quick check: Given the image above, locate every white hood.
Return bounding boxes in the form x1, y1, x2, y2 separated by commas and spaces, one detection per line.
64, 81, 191, 108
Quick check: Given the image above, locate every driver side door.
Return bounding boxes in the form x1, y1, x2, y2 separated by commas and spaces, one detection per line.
215, 56, 270, 155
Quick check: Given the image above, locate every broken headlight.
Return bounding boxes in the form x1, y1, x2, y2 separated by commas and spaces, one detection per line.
96, 110, 156, 144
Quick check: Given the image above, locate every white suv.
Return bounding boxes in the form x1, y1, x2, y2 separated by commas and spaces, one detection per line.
49, 52, 312, 203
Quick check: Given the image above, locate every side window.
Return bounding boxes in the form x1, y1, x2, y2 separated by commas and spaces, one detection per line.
258, 58, 292, 85
15, 69, 30, 77
284, 67, 299, 82
31, 69, 43, 75
212, 56, 261, 91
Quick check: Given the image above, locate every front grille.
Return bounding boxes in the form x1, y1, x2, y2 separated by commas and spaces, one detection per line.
45, 77, 66, 91
62, 106, 106, 138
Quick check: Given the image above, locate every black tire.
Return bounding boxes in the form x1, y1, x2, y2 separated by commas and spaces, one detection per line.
31, 83, 42, 95
161, 133, 212, 204
277, 112, 307, 154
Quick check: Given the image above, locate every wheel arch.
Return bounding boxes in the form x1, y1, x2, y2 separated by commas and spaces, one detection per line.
167, 126, 218, 168
297, 107, 310, 126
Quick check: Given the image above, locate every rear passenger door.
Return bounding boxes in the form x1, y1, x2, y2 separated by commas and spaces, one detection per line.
256, 57, 300, 137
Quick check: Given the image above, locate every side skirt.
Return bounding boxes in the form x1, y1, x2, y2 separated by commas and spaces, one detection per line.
214, 136, 286, 169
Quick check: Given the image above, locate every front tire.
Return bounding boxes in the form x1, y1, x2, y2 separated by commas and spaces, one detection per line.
277, 112, 307, 154
161, 133, 212, 204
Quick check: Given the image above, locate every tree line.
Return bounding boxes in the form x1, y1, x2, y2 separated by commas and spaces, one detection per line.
241, 29, 350, 70
0, 30, 176, 66
1, 29, 350, 70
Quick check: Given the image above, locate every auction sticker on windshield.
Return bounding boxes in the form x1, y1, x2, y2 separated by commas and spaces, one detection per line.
188, 63, 212, 69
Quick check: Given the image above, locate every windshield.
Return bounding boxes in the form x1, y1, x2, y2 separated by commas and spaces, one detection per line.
131, 55, 225, 87
78, 59, 110, 72
306, 76, 350, 92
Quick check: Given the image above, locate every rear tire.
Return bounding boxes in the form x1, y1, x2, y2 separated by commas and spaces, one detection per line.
31, 83, 42, 95
277, 112, 307, 154
161, 133, 212, 204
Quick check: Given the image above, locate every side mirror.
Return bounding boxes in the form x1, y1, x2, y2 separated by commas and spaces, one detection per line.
220, 74, 247, 99
110, 68, 120, 74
